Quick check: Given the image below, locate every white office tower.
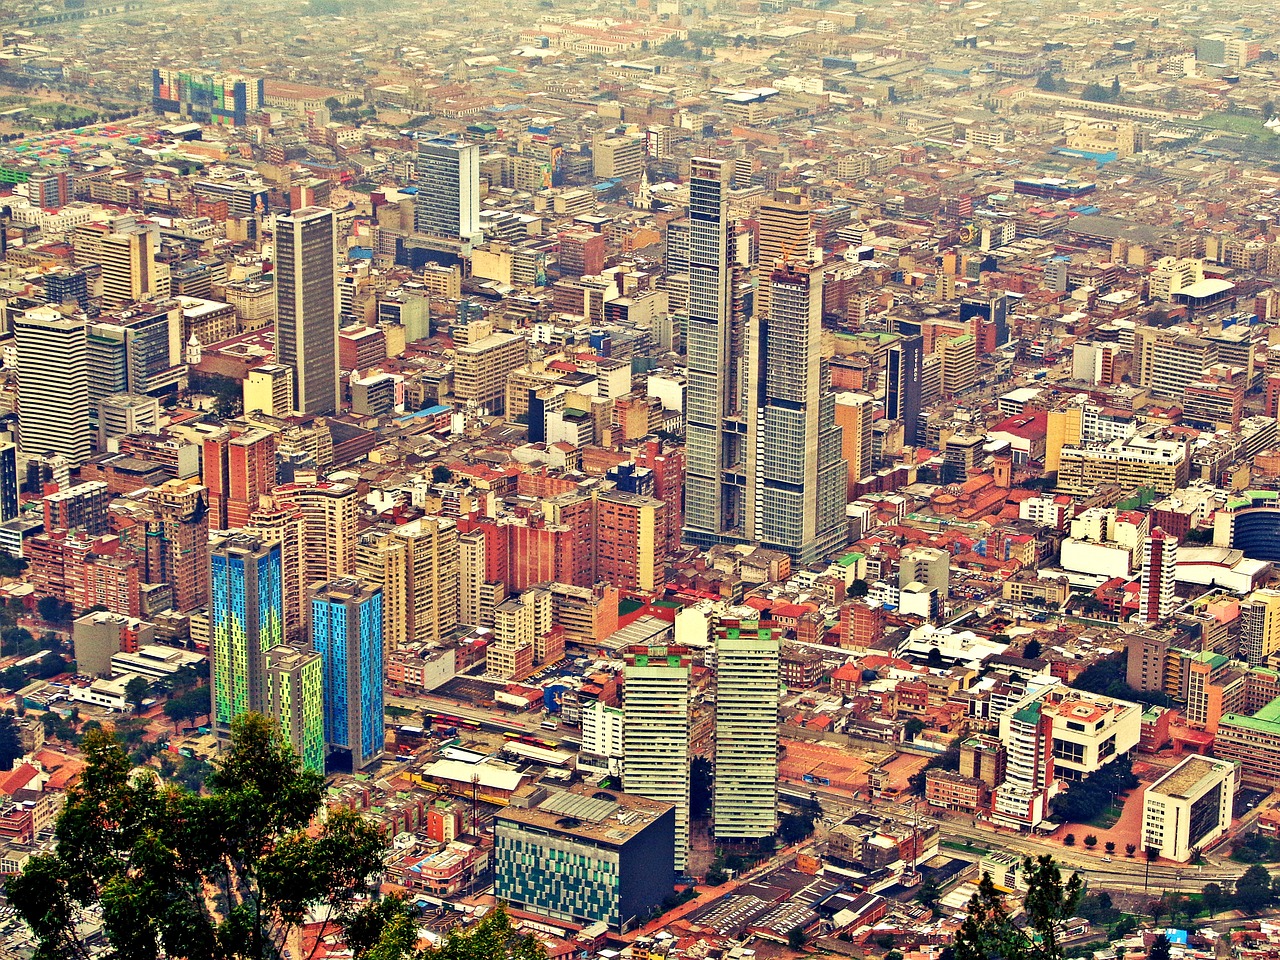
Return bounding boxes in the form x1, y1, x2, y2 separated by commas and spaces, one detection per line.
713, 622, 779, 841
415, 138, 481, 244
15, 306, 90, 465
274, 207, 340, 416
623, 644, 691, 872
1139, 527, 1178, 623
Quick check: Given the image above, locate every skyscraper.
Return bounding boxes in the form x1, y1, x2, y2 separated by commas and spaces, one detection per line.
834, 392, 874, 498
15, 306, 91, 465
1240, 588, 1280, 667
265, 644, 325, 774
755, 191, 812, 324
275, 207, 339, 416
310, 578, 384, 771
623, 643, 691, 872
210, 534, 284, 742
887, 334, 924, 446
1139, 528, 1178, 623
713, 620, 779, 841
203, 427, 277, 530
142, 478, 210, 613
247, 501, 307, 641
0, 442, 17, 523
682, 158, 739, 549
745, 261, 848, 563
100, 229, 158, 306
271, 481, 357, 585
414, 138, 481, 243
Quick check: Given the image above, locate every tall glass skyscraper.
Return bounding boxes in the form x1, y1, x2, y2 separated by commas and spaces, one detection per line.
275, 207, 339, 416
745, 261, 848, 563
210, 534, 284, 742
310, 578, 384, 771
681, 158, 738, 549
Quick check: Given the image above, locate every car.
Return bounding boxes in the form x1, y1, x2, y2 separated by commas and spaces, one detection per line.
1100, 856, 1112, 862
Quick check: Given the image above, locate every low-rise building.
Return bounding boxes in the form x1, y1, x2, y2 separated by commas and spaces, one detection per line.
1142, 755, 1237, 862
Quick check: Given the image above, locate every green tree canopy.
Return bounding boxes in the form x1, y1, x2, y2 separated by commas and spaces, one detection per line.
7, 713, 396, 960
953, 855, 1082, 960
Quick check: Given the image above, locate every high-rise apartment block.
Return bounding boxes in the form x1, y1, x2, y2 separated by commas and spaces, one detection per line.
755, 191, 812, 323
203, 426, 277, 530
142, 478, 210, 613
275, 207, 340, 416
1241, 589, 1280, 667
310, 579, 384, 771
272, 481, 357, 586
1139, 528, 1178, 623
713, 620, 779, 841
835, 392, 874, 497
44, 481, 111, 536
15, 306, 91, 465
152, 68, 264, 126
210, 534, 284, 742
623, 643, 691, 872
265, 644, 325, 774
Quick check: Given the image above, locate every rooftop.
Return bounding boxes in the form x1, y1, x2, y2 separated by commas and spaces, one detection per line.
496, 784, 672, 847
1147, 755, 1235, 801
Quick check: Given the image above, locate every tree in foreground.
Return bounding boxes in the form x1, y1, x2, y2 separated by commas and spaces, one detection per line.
953, 855, 1083, 960
6, 713, 394, 960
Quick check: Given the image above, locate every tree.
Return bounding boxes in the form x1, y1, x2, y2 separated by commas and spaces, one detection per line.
124, 676, 149, 714
35, 595, 72, 625
367, 901, 544, 960
1237, 863, 1275, 911
1148, 898, 1167, 927
1148, 934, 1171, 960
917, 876, 941, 911
163, 686, 211, 730
6, 714, 398, 960
0, 713, 23, 770
1126, 843, 1137, 858
788, 928, 808, 951
1084, 834, 1098, 849
1111, 76, 1121, 99
431, 464, 452, 484
1064, 833, 1075, 846
905, 718, 926, 740
953, 855, 1082, 960
779, 811, 815, 846
927, 647, 944, 668
1023, 638, 1042, 659
1104, 841, 1116, 855
1201, 882, 1223, 917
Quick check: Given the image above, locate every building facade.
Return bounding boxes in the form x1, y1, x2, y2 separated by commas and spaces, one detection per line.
310, 578, 385, 771
713, 621, 779, 841
275, 207, 340, 416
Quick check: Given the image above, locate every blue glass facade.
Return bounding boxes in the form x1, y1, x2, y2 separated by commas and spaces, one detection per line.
310, 581, 383, 770
210, 536, 284, 738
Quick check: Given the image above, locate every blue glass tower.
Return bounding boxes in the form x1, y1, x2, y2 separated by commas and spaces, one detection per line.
309, 578, 384, 771
210, 534, 284, 743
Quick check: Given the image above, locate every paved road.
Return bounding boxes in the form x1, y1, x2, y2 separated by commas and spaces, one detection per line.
386, 692, 580, 746
781, 783, 1249, 893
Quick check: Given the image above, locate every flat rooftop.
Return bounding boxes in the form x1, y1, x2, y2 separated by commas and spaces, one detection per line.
496, 783, 672, 848
1149, 756, 1233, 801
